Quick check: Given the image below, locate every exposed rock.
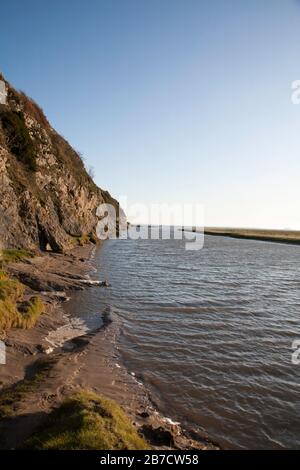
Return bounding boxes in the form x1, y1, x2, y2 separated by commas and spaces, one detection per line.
6, 248, 99, 292
0, 74, 125, 252
140, 424, 175, 447
37, 344, 53, 355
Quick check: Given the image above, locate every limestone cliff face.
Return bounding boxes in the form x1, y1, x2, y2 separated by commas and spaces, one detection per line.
0, 75, 121, 252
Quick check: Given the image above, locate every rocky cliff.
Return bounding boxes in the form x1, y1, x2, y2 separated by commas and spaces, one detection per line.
0, 74, 121, 252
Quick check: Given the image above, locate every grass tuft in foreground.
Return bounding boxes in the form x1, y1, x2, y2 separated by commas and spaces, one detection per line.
24, 391, 149, 450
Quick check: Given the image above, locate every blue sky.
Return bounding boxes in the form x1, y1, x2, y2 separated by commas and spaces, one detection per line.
1, 0, 300, 228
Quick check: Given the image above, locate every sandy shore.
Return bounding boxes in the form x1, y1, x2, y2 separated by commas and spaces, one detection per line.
0, 244, 219, 450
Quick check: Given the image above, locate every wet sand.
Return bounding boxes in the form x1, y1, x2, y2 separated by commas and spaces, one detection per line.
0, 245, 218, 450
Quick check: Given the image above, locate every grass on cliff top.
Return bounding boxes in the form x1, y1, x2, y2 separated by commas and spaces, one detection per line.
24, 391, 149, 450
0, 272, 44, 331
6, 85, 49, 128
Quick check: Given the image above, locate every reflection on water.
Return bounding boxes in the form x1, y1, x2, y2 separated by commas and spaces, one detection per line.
64, 231, 300, 449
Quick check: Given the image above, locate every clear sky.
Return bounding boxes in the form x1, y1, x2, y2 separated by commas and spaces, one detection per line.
1, 0, 300, 228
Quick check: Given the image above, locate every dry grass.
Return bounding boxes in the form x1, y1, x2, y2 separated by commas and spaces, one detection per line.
0, 275, 25, 302
7, 86, 49, 128
0, 272, 44, 331
50, 131, 97, 192
15, 297, 45, 329
24, 391, 149, 450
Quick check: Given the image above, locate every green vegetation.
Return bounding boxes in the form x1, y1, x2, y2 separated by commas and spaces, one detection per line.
0, 357, 57, 419
1, 110, 37, 171
0, 248, 34, 268
24, 391, 149, 450
0, 272, 44, 331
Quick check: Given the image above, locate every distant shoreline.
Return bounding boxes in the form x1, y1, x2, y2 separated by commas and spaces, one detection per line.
184, 228, 300, 246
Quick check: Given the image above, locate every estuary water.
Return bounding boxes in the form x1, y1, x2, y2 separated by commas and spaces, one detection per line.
64, 231, 300, 449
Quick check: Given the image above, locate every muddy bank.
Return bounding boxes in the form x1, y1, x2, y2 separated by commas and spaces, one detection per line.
0, 245, 219, 450
0, 246, 95, 384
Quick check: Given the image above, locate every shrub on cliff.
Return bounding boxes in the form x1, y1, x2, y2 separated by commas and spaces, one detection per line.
1, 110, 37, 171
19, 91, 49, 128
6, 87, 49, 128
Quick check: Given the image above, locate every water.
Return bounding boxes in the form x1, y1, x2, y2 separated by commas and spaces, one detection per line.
64, 232, 300, 449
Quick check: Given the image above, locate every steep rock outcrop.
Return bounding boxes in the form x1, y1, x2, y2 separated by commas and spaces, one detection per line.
0, 74, 122, 252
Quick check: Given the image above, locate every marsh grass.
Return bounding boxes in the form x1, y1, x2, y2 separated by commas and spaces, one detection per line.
24, 391, 149, 450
